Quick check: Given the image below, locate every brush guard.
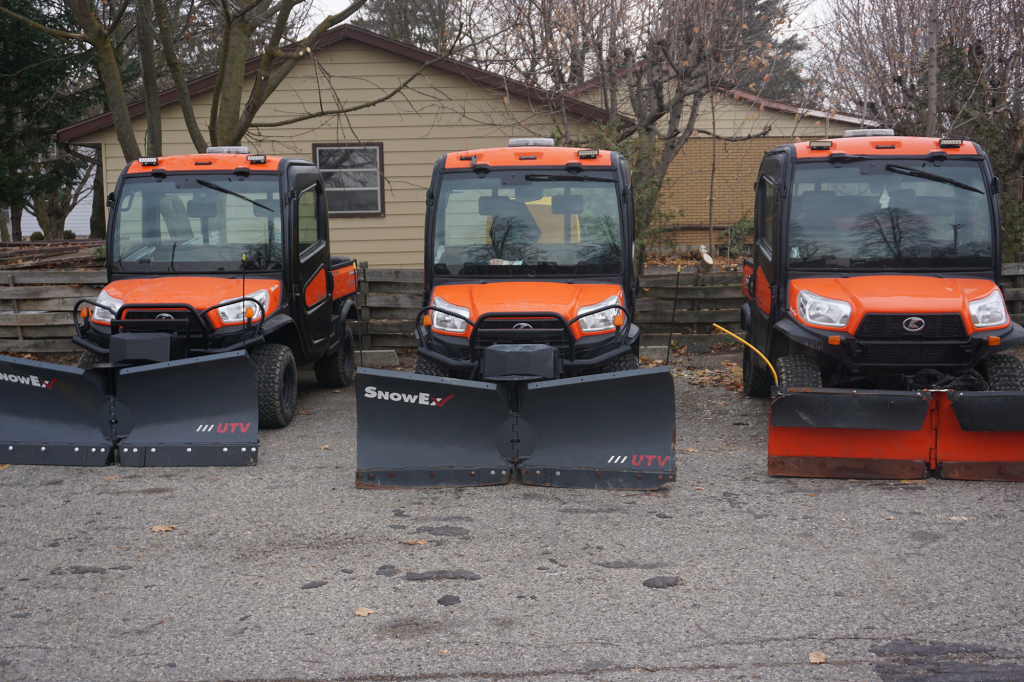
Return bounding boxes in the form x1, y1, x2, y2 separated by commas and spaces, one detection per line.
355, 365, 676, 489
0, 351, 258, 467
768, 387, 1024, 480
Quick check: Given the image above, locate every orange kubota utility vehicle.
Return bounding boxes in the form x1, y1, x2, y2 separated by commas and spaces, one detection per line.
740, 131, 1024, 480
0, 147, 358, 467
356, 139, 676, 489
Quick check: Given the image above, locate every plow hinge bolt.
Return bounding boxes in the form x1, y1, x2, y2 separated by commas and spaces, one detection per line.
357, 474, 362, 479
241, 448, 246, 452
389, 473, 394, 478
186, 448, 192, 453
8, 446, 12, 451
151, 448, 156, 453
132, 448, 138, 453
222, 448, 228, 452
491, 471, 496, 475
669, 476, 676, 482
658, 475, 663, 481
501, 471, 506, 475
41, 447, 46, 452
470, 472, 475, 476
368, 474, 374, 479
555, 471, 560, 476
637, 474, 642, 480
595, 472, 601, 478
74, 448, 80, 452
429, 472, 435, 477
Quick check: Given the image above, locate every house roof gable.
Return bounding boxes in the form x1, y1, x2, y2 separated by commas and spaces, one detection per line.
56, 25, 613, 143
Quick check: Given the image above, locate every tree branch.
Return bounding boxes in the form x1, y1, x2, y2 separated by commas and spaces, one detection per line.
692, 125, 772, 141
0, 6, 86, 42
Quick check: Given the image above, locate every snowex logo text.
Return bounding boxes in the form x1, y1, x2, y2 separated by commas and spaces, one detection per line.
0, 371, 56, 389
363, 386, 453, 407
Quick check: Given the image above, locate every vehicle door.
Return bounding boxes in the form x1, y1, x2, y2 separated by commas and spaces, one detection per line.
290, 169, 332, 361
748, 155, 782, 352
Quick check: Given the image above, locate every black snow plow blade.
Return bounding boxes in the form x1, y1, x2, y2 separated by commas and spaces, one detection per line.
0, 352, 258, 467
355, 366, 676, 489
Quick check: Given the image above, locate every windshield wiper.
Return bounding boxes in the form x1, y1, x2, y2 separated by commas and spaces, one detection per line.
523, 174, 614, 183
885, 164, 984, 194
196, 179, 276, 212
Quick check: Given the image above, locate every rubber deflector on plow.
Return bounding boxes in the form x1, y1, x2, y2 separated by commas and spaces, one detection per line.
355, 366, 676, 489
0, 352, 258, 467
768, 387, 1024, 480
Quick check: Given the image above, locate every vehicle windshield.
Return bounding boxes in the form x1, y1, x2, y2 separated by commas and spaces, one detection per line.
788, 159, 993, 270
432, 170, 624, 276
111, 174, 283, 273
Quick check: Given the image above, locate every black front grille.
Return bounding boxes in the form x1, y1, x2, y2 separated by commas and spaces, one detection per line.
856, 314, 966, 340
123, 309, 203, 327
477, 319, 565, 330
853, 342, 967, 366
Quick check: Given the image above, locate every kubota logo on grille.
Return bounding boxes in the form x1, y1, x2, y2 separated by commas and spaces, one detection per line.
363, 386, 453, 407
0, 372, 56, 389
903, 316, 926, 332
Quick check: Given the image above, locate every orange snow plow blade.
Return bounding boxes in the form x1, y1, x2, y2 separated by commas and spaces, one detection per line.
768, 388, 1024, 481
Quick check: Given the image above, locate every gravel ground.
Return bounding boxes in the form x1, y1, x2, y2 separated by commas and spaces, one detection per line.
1, 350, 1024, 682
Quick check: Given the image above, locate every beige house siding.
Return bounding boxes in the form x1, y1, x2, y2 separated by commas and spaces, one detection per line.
72, 39, 596, 268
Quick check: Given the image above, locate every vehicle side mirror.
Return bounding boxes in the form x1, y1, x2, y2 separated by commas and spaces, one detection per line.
992, 177, 1001, 194
106, 192, 115, 208
551, 194, 584, 215
478, 196, 511, 215
187, 200, 218, 219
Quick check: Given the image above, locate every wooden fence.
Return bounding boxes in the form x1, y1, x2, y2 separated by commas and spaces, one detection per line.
2, 266, 1023, 353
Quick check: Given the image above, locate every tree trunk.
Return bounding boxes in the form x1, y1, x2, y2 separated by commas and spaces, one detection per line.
138, 0, 162, 157
926, 0, 938, 137
0, 210, 9, 242
11, 205, 22, 241
214, 18, 257, 146
90, 162, 106, 239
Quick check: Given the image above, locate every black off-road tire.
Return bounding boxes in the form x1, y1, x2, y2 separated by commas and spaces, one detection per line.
742, 342, 772, 397
413, 355, 448, 376
601, 353, 640, 373
249, 343, 297, 429
77, 350, 105, 368
314, 325, 355, 387
981, 353, 1024, 391
776, 354, 822, 388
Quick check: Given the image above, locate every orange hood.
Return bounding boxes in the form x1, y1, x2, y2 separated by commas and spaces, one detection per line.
431, 281, 623, 337
789, 276, 1003, 334
101, 276, 282, 327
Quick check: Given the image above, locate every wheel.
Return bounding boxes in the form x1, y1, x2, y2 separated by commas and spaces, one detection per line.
742, 339, 772, 397
249, 343, 297, 429
77, 350, 105, 368
314, 324, 355, 387
413, 355, 448, 376
981, 353, 1024, 391
776, 354, 822, 388
601, 353, 640, 373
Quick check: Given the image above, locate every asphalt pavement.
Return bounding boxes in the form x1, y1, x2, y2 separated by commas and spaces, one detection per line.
1, 351, 1023, 682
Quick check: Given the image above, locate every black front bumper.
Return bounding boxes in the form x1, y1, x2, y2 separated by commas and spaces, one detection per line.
775, 313, 1024, 371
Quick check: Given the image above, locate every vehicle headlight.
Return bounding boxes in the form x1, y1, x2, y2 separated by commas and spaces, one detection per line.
431, 296, 470, 333
92, 290, 123, 323
968, 289, 1008, 328
577, 295, 622, 332
796, 290, 851, 328
218, 289, 269, 324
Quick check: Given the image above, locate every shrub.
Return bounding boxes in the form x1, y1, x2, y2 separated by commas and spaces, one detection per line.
62, 230, 76, 240
29, 231, 45, 241
718, 214, 754, 258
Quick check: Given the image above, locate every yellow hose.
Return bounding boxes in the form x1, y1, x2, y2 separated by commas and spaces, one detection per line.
712, 323, 778, 385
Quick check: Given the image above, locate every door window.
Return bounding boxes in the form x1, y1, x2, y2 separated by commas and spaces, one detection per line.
297, 186, 323, 254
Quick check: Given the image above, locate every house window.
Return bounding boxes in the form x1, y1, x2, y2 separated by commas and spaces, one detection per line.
313, 143, 384, 217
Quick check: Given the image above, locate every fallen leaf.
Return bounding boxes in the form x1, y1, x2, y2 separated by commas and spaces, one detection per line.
950, 516, 968, 521
0, 464, 9, 472
685, 448, 697, 453
809, 651, 827, 664
694, 486, 705, 490
103, 475, 119, 480
272, 443, 281, 447
333, 390, 341, 393
439, 649, 449, 655
320, 445, 331, 450
151, 525, 178, 533
884, 516, 894, 520
404, 539, 428, 545
298, 411, 312, 415
353, 607, 374, 617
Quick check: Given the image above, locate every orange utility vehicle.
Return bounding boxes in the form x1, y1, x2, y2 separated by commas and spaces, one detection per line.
0, 147, 358, 467
356, 139, 675, 489
740, 131, 1024, 480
